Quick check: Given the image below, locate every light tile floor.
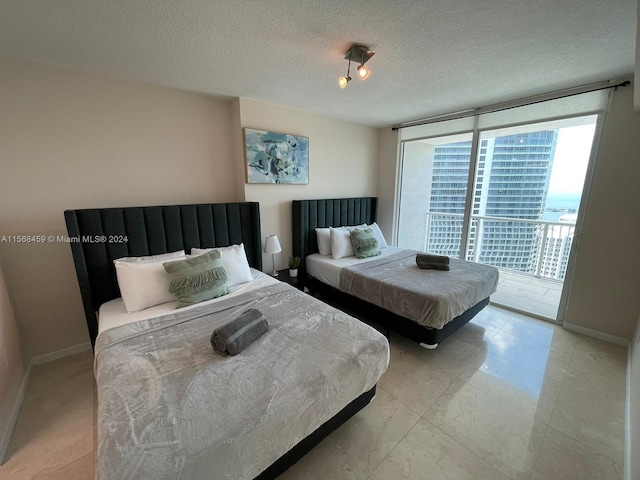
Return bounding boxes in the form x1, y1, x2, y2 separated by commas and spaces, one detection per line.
492, 269, 564, 321
0, 306, 626, 480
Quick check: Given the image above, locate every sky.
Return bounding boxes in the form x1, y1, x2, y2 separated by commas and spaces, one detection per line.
547, 123, 596, 196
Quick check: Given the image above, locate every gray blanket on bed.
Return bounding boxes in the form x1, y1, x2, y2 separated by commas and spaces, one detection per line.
94, 282, 389, 480
339, 249, 499, 329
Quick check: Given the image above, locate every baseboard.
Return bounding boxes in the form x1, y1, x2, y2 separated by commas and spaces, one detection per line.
0, 362, 33, 464
0, 341, 92, 463
562, 322, 629, 347
31, 342, 92, 366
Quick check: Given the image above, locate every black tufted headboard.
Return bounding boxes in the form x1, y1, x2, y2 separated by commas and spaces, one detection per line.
64, 202, 262, 347
291, 197, 377, 277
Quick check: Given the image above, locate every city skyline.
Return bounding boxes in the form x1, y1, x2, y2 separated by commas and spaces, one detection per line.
426, 129, 565, 276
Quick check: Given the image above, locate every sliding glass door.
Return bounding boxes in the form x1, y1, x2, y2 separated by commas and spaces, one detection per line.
397, 114, 598, 319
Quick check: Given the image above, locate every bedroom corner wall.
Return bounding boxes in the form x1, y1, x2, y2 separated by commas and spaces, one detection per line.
562, 80, 640, 340
0, 56, 240, 358
0, 262, 27, 462
237, 98, 379, 271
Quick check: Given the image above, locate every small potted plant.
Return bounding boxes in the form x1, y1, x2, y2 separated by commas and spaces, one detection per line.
288, 256, 301, 277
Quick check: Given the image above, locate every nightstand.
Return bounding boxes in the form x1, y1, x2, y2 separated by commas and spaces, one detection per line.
276, 269, 305, 291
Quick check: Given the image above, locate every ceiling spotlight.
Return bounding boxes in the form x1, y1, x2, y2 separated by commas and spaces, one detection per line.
357, 64, 371, 80
338, 44, 374, 88
338, 75, 351, 89
338, 47, 353, 89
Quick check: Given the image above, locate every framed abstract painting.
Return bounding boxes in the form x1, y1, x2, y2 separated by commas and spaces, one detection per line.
244, 128, 309, 184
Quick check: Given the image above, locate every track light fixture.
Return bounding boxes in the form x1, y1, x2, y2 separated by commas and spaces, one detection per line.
338, 44, 374, 89
338, 49, 352, 89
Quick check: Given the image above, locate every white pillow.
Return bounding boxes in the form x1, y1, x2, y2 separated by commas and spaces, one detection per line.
317, 224, 366, 256
315, 227, 331, 256
190, 244, 253, 287
345, 223, 368, 231
366, 222, 388, 248
114, 251, 187, 313
330, 227, 355, 260
116, 250, 185, 263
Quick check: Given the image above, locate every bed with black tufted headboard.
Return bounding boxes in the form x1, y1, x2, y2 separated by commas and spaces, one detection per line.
65, 202, 263, 347
64, 202, 389, 480
292, 197, 497, 348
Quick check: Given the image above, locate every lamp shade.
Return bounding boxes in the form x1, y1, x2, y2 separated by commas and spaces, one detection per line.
264, 235, 282, 254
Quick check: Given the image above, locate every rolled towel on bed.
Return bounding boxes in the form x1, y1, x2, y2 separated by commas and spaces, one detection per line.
416, 253, 450, 271
211, 308, 269, 356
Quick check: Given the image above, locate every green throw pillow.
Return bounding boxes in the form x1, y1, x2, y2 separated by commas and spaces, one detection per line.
163, 250, 229, 308
350, 228, 381, 259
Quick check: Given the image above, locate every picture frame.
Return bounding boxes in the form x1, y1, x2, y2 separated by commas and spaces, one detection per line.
244, 128, 309, 184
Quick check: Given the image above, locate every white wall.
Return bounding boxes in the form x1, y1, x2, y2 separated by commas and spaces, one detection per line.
238, 98, 379, 271
562, 81, 640, 340
0, 263, 26, 461
0, 56, 241, 358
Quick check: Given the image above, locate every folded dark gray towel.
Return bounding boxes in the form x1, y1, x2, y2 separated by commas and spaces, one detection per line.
416, 253, 450, 264
211, 308, 269, 356
416, 262, 450, 271
416, 253, 450, 270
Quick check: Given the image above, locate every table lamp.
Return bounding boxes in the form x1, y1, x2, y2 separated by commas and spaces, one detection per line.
264, 234, 282, 277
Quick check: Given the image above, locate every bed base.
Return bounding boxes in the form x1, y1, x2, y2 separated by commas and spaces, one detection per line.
255, 386, 376, 479
306, 276, 489, 347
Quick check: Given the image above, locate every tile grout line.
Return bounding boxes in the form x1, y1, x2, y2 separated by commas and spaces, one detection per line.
422, 415, 522, 480
363, 385, 422, 477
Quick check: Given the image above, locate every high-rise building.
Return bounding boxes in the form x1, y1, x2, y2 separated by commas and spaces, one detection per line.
426, 141, 471, 256
427, 130, 559, 274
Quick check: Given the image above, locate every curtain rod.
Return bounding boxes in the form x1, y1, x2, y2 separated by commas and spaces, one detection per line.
391, 80, 631, 131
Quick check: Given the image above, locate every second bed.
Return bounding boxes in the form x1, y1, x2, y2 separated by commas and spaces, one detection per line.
292, 197, 499, 348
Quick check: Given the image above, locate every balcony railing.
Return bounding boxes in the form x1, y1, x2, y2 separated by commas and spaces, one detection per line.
424, 212, 576, 281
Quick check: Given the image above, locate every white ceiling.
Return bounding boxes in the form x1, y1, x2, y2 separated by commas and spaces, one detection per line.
0, 0, 636, 128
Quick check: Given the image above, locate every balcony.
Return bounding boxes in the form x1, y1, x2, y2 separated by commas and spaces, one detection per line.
492, 269, 563, 320
423, 213, 574, 321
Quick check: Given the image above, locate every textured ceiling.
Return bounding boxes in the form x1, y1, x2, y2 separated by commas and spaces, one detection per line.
0, 0, 636, 127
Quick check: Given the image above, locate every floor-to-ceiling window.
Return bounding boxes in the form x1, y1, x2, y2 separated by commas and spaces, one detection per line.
396, 89, 607, 321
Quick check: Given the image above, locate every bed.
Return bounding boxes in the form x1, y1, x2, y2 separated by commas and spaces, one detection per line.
64, 202, 389, 480
291, 197, 499, 348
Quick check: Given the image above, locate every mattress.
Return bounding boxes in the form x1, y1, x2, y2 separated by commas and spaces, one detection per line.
94, 281, 390, 479
98, 268, 277, 334
306, 246, 404, 288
